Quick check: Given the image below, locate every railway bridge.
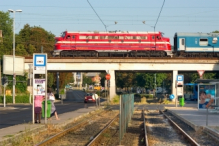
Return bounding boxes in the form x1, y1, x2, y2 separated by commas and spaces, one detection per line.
24, 57, 219, 100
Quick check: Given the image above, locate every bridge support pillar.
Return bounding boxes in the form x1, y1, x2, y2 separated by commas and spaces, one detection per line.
109, 70, 116, 101
172, 70, 178, 103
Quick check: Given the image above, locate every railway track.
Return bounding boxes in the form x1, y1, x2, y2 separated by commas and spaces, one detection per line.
25, 56, 219, 60
36, 110, 118, 146
143, 110, 200, 146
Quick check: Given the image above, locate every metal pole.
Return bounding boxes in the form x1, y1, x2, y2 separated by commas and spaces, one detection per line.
0, 60, 2, 95
175, 85, 178, 107
206, 107, 208, 126
4, 85, 6, 107
57, 72, 59, 96
45, 68, 47, 124
119, 95, 122, 145
154, 73, 156, 98
12, 11, 15, 104
29, 64, 32, 104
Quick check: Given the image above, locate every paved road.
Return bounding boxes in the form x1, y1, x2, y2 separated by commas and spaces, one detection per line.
0, 90, 102, 129
65, 89, 86, 101
0, 102, 98, 129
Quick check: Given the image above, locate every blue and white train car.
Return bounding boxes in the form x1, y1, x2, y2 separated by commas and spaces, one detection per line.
174, 32, 219, 57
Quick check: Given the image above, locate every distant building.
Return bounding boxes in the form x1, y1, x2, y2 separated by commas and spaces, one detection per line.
72, 72, 101, 86
85, 72, 101, 85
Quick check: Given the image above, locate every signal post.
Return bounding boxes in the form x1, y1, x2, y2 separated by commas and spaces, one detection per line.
176, 75, 184, 107
32, 54, 47, 124
105, 73, 111, 103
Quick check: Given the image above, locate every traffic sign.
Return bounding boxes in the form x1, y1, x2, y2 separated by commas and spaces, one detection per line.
197, 70, 205, 78
177, 75, 184, 81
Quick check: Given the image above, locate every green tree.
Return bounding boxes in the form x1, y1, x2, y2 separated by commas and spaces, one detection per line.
0, 11, 13, 57
116, 72, 136, 91
59, 72, 74, 88
83, 74, 94, 86
47, 72, 55, 88
212, 30, 219, 33
16, 44, 28, 56
17, 24, 55, 56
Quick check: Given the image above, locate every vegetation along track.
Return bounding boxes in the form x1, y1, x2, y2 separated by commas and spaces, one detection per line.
145, 110, 199, 146
36, 110, 118, 146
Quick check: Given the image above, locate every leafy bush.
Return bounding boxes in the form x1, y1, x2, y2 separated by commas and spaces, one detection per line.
139, 94, 154, 98
111, 95, 120, 104
0, 94, 30, 103
59, 89, 65, 94
95, 90, 101, 96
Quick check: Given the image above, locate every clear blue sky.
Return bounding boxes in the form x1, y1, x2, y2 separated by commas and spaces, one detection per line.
1, 0, 219, 44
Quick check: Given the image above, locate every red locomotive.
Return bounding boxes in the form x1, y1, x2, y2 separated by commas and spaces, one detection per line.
53, 31, 171, 57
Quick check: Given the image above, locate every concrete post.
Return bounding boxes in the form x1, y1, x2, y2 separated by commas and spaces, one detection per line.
172, 70, 178, 103
109, 70, 116, 100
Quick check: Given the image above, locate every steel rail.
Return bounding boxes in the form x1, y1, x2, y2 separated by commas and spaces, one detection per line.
142, 108, 149, 146
36, 119, 89, 146
160, 110, 200, 146
36, 109, 106, 146
25, 56, 219, 60
87, 114, 119, 146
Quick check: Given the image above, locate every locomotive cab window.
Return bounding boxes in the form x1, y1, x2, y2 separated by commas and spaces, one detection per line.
72, 35, 75, 39
199, 38, 208, 46
66, 35, 70, 39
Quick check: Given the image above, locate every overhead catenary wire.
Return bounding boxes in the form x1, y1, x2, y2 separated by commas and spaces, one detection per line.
87, 0, 107, 32
150, 0, 165, 50
154, 0, 165, 30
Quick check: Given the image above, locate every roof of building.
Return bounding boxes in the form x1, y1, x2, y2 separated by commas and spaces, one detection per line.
175, 32, 219, 37
195, 79, 219, 83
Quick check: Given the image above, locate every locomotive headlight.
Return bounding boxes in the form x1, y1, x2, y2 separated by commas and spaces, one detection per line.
212, 37, 218, 44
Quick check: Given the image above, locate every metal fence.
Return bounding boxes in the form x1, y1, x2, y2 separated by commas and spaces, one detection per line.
119, 94, 134, 144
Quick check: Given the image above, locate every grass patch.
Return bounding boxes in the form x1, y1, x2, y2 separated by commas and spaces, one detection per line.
3, 135, 13, 138
163, 99, 171, 104
103, 133, 110, 138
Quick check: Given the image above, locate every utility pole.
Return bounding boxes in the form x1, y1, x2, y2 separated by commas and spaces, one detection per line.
0, 59, 2, 95
154, 73, 156, 97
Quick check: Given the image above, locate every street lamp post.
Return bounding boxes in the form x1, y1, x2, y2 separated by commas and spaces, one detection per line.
8, 9, 22, 104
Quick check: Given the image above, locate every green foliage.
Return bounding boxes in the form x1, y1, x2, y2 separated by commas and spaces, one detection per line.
183, 72, 217, 83
99, 72, 107, 87
47, 72, 55, 88
0, 94, 29, 103
116, 72, 136, 88
15, 44, 28, 56
95, 90, 100, 96
59, 89, 65, 94
116, 72, 168, 91
135, 94, 154, 98
111, 95, 120, 104
83, 74, 94, 86
16, 24, 55, 57
0, 11, 13, 57
212, 30, 219, 33
59, 72, 74, 88
4, 72, 28, 93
